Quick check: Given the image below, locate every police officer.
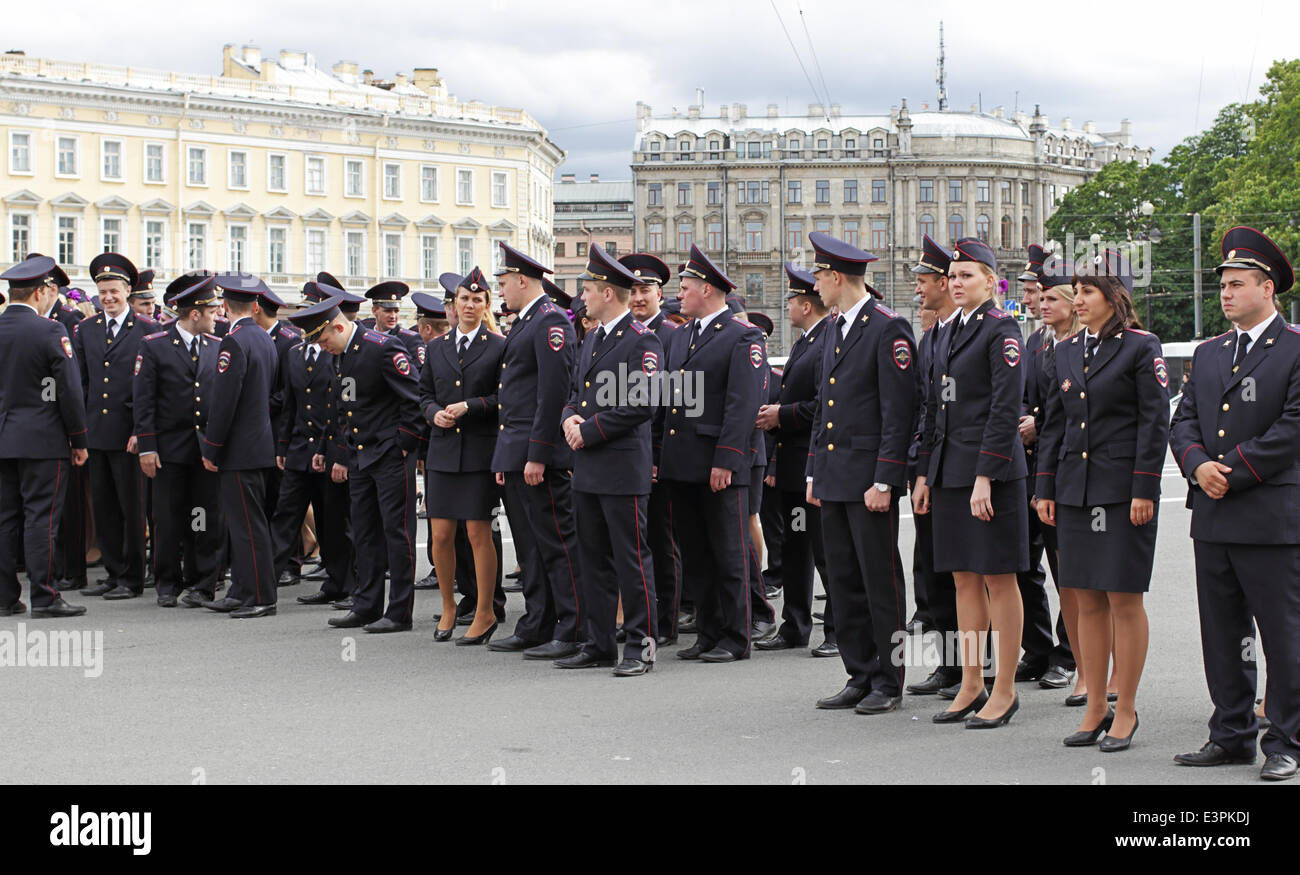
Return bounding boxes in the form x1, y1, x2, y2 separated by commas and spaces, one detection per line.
198, 281, 279, 619
487, 243, 584, 661
755, 263, 831, 652
1171, 227, 1300, 781
301, 297, 424, 633
74, 253, 155, 600
658, 245, 763, 663
129, 269, 158, 319
804, 233, 918, 713
558, 245, 663, 674
621, 252, 681, 645
0, 255, 88, 618
368, 280, 427, 372
133, 276, 225, 607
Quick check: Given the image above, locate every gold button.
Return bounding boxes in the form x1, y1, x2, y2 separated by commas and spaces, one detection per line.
941, 403, 946, 410
353, 427, 358, 433
581, 401, 587, 408
357, 444, 364, 450
585, 381, 591, 388
455, 428, 460, 433
194, 381, 200, 388
306, 388, 311, 393
347, 411, 353, 417
1081, 451, 1088, 459
1222, 403, 1230, 412
101, 393, 108, 399
306, 405, 311, 410
671, 408, 678, 415
1080, 422, 1086, 429
195, 425, 200, 430
499, 425, 505, 431
195, 396, 201, 401
498, 382, 503, 388
827, 422, 833, 429
829, 377, 836, 385
498, 404, 502, 410
1218, 429, 1225, 437
828, 443, 834, 451
103, 361, 108, 367
1033, 406, 1040, 414
455, 380, 461, 386
1079, 392, 1086, 399
669, 429, 676, 435
1218, 454, 1225, 460
101, 408, 107, 414
835, 347, 840, 354
103, 377, 109, 383
827, 400, 834, 407
194, 411, 200, 417
307, 421, 313, 427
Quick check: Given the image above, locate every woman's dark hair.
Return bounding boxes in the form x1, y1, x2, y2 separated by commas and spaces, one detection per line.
1073, 271, 1136, 338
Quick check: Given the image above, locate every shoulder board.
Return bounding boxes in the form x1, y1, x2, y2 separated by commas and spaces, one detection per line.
985, 308, 1007, 320
143, 331, 168, 341
434, 332, 449, 342
363, 329, 389, 344
732, 315, 755, 328
1199, 331, 1232, 346
277, 324, 300, 338
487, 329, 506, 338
630, 320, 651, 335
399, 328, 418, 337
771, 366, 784, 376
1287, 325, 1300, 335
873, 302, 899, 318
203, 333, 219, 341
538, 301, 560, 316
1125, 328, 1152, 336
229, 323, 242, 334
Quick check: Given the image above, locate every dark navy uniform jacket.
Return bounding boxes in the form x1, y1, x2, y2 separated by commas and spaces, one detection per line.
768, 315, 830, 491
326, 323, 424, 471
920, 299, 1027, 487
644, 311, 677, 458
268, 322, 302, 421
133, 324, 219, 465
276, 341, 337, 472
1036, 328, 1168, 506
806, 301, 919, 500
748, 336, 771, 475
907, 321, 946, 480
420, 323, 505, 473
1022, 325, 1049, 476
72, 310, 156, 450
50, 300, 84, 340
562, 312, 663, 495
1171, 315, 1300, 543
656, 311, 764, 483
201, 316, 277, 471
388, 326, 427, 373
490, 295, 576, 473
0, 305, 86, 458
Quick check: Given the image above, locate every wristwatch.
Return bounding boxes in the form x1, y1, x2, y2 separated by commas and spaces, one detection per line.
873, 482, 890, 493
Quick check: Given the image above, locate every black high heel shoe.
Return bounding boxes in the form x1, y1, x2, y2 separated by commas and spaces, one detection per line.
456, 620, 498, 647
965, 694, 1019, 729
1063, 707, 1115, 747
933, 689, 989, 724
1099, 712, 1138, 752
434, 621, 455, 642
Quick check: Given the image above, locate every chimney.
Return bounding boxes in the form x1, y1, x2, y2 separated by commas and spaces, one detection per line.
1083, 120, 1096, 134
561, 173, 576, 183
223, 43, 234, 66
363, 69, 374, 85
332, 60, 359, 83
720, 105, 728, 120
829, 103, 841, 119
1061, 116, 1072, 131
688, 105, 700, 120
241, 45, 262, 67
279, 49, 307, 70
1119, 119, 1132, 145
394, 72, 409, 88
767, 103, 779, 118
969, 103, 978, 113
808, 103, 824, 119
991, 106, 1005, 119
1012, 110, 1027, 125
589, 173, 600, 183
412, 67, 441, 94
890, 106, 899, 125
735, 103, 747, 121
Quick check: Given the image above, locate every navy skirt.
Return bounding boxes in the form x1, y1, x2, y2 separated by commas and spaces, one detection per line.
1055, 502, 1157, 593
426, 470, 500, 521
931, 478, 1030, 575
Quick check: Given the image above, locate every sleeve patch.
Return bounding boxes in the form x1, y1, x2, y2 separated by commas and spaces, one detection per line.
1154, 357, 1168, 388
133, 353, 142, 375
749, 343, 764, 368
892, 339, 912, 370
642, 351, 659, 375
547, 326, 566, 351
217, 350, 231, 373
1002, 337, 1021, 367
62, 336, 75, 359
393, 352, 412, 376
416, 344, 426, 366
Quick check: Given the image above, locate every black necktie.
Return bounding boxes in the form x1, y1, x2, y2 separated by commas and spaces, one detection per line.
591, 325, 606, 357
835, 314, 847, 338
1234, 332, 1251, 369
690, 321, 701, 348
947, 317, 964, 354
107, 319, 118, 342
307, 346, 317, 366
1085, 335, 1100, 363
458, 335, 469, 357
189, 337, 199, 361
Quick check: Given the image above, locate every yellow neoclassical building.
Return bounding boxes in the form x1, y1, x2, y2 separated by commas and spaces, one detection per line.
0, 45, 564, 301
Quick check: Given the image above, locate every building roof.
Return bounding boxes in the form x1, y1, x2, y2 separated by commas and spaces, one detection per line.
553, 180, 633, 204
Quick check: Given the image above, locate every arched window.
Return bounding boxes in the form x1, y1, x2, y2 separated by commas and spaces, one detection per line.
948, 213, 963, 242
976, 214, 990, 243
1000, 215, 1012, 247
919, 214, 935, 240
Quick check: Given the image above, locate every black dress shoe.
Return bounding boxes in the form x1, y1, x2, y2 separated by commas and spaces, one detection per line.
810, 641, 839, 658
1260, 754, 1299, 781
328, 612, 372, 629
503, 580, 523, 593
456, 622, 498, 647
965, 694, 1020, 729
1014, 661, 1046, 683
938, 681, 961, 700
1065, 693, 1088, 707
764, 583, 781, 599
181, 589, 212, 608
156, 594, 178, 608
613, 658, 653, 677
1039, 665, 1075, 689
555, 651, 616, 669
487, 634, 538, 653
676, 643, 704, 660
677, 613, 697, 633
413, 573, 439, 590
30, 598, 87, 618
202, 596, 242, 613
331, 596, 354, 611
855, 691, 902, 714
81, 581, 114, 597
1174, 741, 1257, 767
907, 668, 961, 695
297, 590, 337, 605
505, 568, 522, 580
933, 689, 990, 724
363, 617, 412, 633
1063, 708, 1115, 746
655, 634, 678, 647
817, 685, 869, 710
699, 647, 740, 663
455, 613, 474, 627
523, 640, 581, 660
751, 621, 777, 643
276, 571, 299, 587
0, 600, 27, 616
1099, 713, 1138, 752
103, 585, 140, 601
57, 578, 87, 592
303, 566, 329, 582
755, 635, 803, 651
231, 604, 277, 619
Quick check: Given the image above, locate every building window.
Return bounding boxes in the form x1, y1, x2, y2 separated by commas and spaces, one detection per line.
1021, 217, 1030, 249
817, 138, 829, 158
977, 179, 991, 203
707, 181, 721, 205
420, 165, 438, 202
976, 214, 990, 243
144, 220, 165, 269
304, 156, 326, 195
421, 235, 438, 280
456, 169, 474, 205
787, 180, 801, 204
228, 150, 248, 189
186, 222, 206, 270
873, 271, 887, 289
815, 180, 830, 204
676, 220, 693, 252
9, 132, 31, 173
919, 214, 935, 240
744, 222, 763, 252
57, 216, 77, 264
576, 242, 588, 257
267, 227, 286, 273
948, 214, 963, 242
1049, 184, 1057, 204
870, 219, 887, 251
345, 159, 365, 197
919, 179, 934, 202
872, 179, 887, 203
647, 223, 664, 252
873, 137, 885, 156
187, 147, 207, 185
57, 136, 79, 176
786, 221, 803, 253
649, 140, 661, 160
1021, 181, 1030, 204
677, 182, 692, 206
708, 139, 720, 156
101, 140, 123, 180
268, 154, 287, 192
491, 243, 505, 275
844, 137, 857, 157
554, 241, 565, 258
605, 241, 617, 257
343, 231, 364, 277
305, 228, 326, 274
844, 220, 860, 248
648, 183, 662, 206
10, 214, 32, 261
1000, 180, 1012, 205
707, 222, 722, 250
101, 217, 122, 253
814, 219, 831, 235
948, 179, 962, 201
491, 171, 509, 208
384, 163, 402, 200
787, 137, 801, 153
1000, 215, 1013, 247
456, 237, 474, 275
384, 233, 402, 277
843, 179, 858, 204
229, 225, 248, 272
738, 181, 768, 204
144, 143, 164, 183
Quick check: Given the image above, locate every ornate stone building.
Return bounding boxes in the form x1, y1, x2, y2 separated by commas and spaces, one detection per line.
552, 173, 633, 299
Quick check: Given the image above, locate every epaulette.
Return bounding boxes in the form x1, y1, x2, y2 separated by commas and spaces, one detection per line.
1287, 325, 1300, 336
1199, 331, 1232, 346
732, 315, 755, 328
1125, 328, 1152, 336
143, 331, 167, 341
771, 366, 785, 376
278, 324, 300, 338
399, 328, 418, 337
874, 302, 899, 318
538, 300, 560, 316
230, 323, 242, 334
487, 329, 505, 338
203, 333, 219, 340
363, 329, 389, 344
630, 320, 650, 335
986, 308, 1007, 320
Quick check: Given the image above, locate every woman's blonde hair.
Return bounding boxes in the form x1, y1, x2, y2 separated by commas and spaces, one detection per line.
1038, 282, 1081, 337
974, 262, 1003, 309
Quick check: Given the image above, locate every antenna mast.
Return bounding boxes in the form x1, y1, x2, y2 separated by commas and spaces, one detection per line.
936, 21, 948, 112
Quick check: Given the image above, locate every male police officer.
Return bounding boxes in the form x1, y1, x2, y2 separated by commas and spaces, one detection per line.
1170, 227, 1300, 781
133, 275, 225, 607
560, 245, 663, 675
0, 255, 88, 618
368, 280, 427, 372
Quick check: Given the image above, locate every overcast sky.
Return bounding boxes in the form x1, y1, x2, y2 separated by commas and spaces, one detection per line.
6, 0, 1296, 180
